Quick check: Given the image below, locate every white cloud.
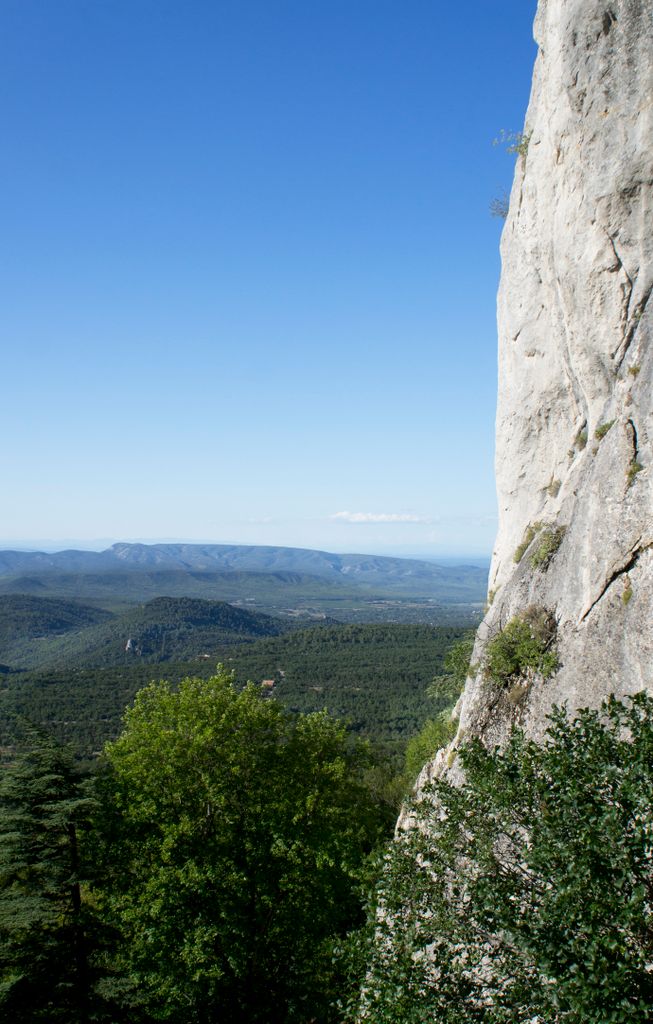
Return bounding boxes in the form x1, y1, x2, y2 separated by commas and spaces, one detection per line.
330, 511, 429, 524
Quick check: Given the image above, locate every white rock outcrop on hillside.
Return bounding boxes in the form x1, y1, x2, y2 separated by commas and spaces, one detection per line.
432, 0, 652, 769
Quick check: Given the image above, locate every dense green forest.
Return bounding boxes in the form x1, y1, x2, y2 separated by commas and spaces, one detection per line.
0, 562, 483, 773
0, 594, 113, 643
0, 569, 364, 615
0, 623, 467, 763
0, 676, 397, 1023
2, 679, 651, 1023
0, 595, 291, 671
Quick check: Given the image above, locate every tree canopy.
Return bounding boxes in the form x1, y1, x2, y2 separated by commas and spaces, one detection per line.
0, 737, 97, 1023
97, 668, 394, 1023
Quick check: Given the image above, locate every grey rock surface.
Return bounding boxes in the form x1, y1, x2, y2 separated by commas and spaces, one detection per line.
418, 0, 653, 789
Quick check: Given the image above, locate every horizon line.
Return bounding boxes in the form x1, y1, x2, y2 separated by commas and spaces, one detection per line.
0, 538, 492, 564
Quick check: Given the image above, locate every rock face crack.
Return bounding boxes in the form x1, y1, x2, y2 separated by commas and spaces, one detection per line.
627, 417, 639, 460
580, 541, 644, 623
553, 273, 587, 423
607, 234, 636, 363
615, 284, 652, 369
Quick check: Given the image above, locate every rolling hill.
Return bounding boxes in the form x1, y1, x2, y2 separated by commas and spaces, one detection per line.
0, 595, 290, 671
0, 593, 112, 639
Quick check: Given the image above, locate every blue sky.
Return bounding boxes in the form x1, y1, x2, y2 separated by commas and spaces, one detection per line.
1, 0, 537, 558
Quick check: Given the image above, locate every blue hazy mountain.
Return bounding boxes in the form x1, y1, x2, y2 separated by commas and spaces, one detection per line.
0, 542, 487, 597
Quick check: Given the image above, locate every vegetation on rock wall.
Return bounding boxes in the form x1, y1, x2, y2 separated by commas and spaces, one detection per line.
529, 524, 566, 570
3, 679, 653, 1022
484, 606, 558, 686
594, 419, 615, 440
513, 521, 543, 563
351, 694, 653, 1024
404, 632, 475, 781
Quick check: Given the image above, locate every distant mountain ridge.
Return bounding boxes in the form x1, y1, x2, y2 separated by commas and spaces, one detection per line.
0, 545, 487, 627
0, 542, 485, 590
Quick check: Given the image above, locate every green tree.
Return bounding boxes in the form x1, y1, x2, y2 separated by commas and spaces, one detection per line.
358, 694, 653, 1023
404, 711, 455, 782
404, 632, 475, 783
97, 669, 392, 1023
0, 736, 98, 1023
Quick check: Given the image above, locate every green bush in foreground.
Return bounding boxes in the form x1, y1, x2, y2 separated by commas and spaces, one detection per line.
95, 669, 394, 1024
356, 693, 653, 1023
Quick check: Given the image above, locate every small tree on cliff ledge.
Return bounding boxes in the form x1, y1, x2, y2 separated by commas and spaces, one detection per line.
358, 693, 653, 1024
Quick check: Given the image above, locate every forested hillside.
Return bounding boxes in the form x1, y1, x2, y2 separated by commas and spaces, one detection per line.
0, 595, 289, 671
0, 594, 112, 649
0, 623, 467, 762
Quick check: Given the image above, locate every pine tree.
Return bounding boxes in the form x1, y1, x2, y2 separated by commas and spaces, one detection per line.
0, 736, 96, 1023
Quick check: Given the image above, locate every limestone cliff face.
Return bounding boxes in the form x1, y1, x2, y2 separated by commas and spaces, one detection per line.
424, 0, 653, 783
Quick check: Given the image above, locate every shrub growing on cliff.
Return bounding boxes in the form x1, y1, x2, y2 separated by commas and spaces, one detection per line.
515, 522, 565, 570
484, 606, 558, 686
493, 128, 532, 159
627, 458, 644, 487
546, 476, 561, 497
489, 192, 509, 219
595, 419, 615, 440
513, 521, 542, 563
406, 633, 476, 783
356, 694, 653, 1024
529, 524, 566, 569
404, 711, 456, 782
